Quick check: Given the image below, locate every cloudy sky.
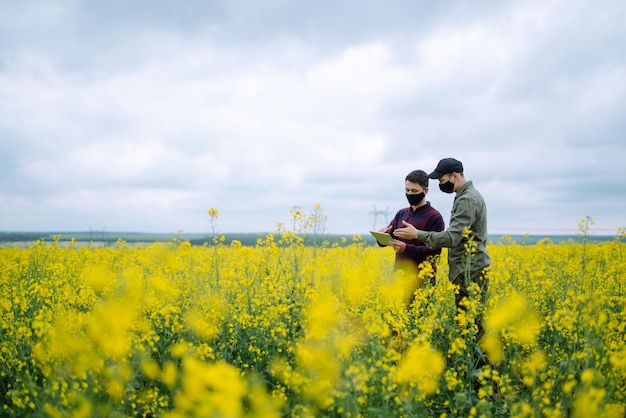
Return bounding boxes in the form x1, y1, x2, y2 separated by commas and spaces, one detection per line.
1, 0, 625, 236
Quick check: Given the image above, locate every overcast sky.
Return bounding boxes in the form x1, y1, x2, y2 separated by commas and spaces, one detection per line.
1, 0, 625, 236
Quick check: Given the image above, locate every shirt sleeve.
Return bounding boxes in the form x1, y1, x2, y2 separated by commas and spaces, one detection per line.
403, 211, 445, 257
378, 212, 401, 247
418, 196, 474, 249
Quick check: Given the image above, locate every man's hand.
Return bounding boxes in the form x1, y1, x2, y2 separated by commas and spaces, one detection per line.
378, 225, 392, 233
393, 220, 419, 240
389, 239, 406, 253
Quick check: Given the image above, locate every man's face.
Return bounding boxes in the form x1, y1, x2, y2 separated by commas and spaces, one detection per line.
438, 173, 457, 194
439, 173, 454, 185
405, 180, 425, 195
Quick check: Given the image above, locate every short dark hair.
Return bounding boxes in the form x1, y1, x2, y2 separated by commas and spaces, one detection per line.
405, 170, 429, 188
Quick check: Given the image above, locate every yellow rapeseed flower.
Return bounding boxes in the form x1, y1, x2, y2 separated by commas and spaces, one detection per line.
573, 387, 605, 418
394, 339, 445, 395
87, 300, 137, 360
481, 291, 541, 363
162, 362, 178, 388
169, 358, 246, 418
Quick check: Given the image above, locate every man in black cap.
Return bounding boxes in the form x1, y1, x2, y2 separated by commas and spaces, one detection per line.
393, 158, 491, 324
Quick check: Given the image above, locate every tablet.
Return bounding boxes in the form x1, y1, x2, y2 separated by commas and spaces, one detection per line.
370, 231, 393, 245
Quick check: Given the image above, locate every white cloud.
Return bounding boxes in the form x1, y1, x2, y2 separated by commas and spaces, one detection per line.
307, 43, 410, 99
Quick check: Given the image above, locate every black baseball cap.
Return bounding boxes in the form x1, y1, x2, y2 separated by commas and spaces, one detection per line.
428, 158, 463, 179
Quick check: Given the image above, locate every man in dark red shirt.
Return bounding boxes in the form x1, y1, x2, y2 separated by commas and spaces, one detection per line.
379, 170, 445, 287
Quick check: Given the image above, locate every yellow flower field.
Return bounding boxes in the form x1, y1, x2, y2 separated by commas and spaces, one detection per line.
1, 229, 625, 417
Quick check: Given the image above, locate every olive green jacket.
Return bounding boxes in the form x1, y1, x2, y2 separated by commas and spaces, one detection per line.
417, 181, 491, 282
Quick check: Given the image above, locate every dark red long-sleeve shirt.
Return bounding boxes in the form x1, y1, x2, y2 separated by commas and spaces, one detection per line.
386, 202, 445, 271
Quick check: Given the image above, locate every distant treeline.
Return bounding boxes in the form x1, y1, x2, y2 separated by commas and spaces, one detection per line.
0, 231, 618, 247
0, 231, 358, 247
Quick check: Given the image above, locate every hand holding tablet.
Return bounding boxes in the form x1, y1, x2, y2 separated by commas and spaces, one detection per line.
370, 231, 393, 245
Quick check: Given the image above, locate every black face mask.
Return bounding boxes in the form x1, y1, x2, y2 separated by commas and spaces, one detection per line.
439, 180, 454, 193
439, 180, 455, 194
406, 192, 425, 206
